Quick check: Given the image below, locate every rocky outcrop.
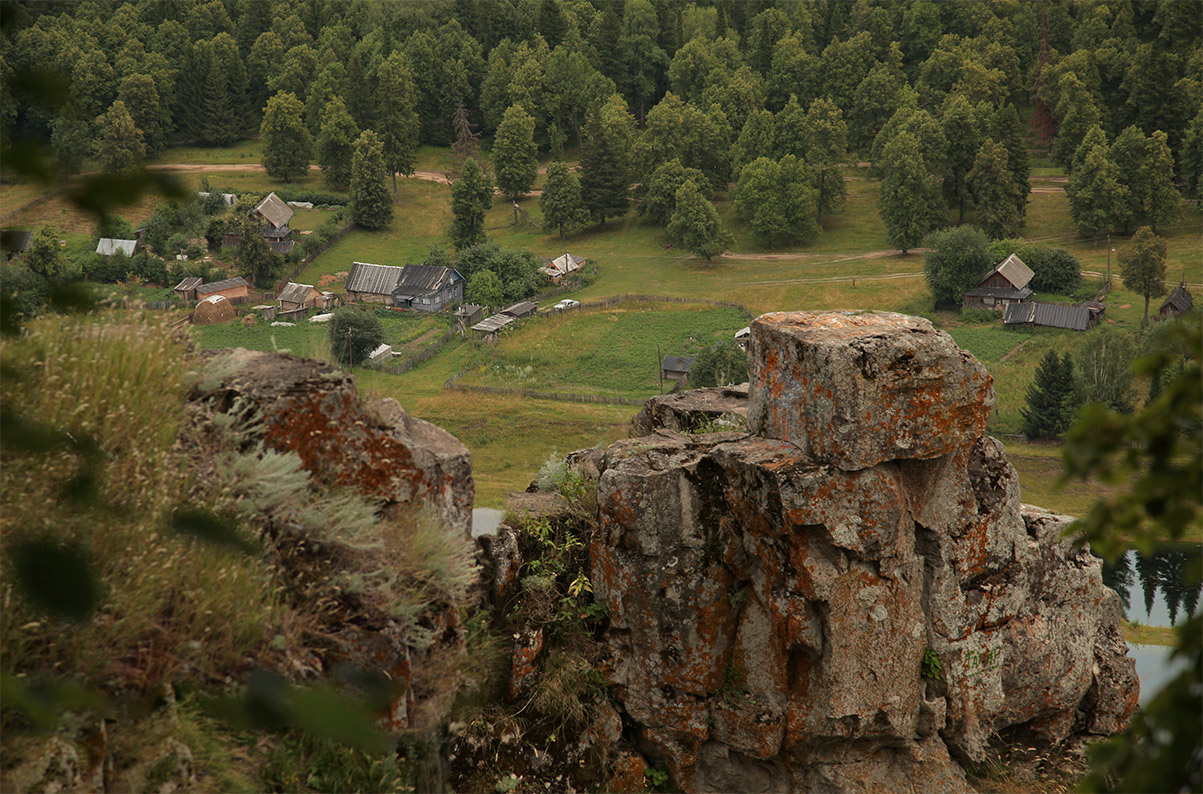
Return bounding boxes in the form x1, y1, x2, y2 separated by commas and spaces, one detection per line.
631, 384, 749, 437
193, 348, 473, 536
589, 311, 1136, 793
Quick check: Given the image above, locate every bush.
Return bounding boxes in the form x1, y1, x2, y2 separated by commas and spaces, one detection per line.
691, 340, 750, 387
924, 226, 993, 308
328, 308, 384, 366
82, 252, 132, 283
987, 239, 1082, 295
130, 254, 170, 286
960, 308, 996, 324
272, 188, 349, 206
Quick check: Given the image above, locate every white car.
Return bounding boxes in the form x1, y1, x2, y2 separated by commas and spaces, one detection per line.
554, 299, 581, 310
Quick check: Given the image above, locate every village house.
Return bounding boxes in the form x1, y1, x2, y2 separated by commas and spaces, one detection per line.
734, 327, 751, 351
1159, 283, 1194, 318
539, 252, 585, 282
278, 282, 321, 313
344, 262, 465, 311
223, 192, 296, 253
661, 355, 695, 385
195, 276, 250, 302
963, 253, 1035, 311
173, 276, 203, 302
96, 238, 137, 257
1003, 301, 1096, 331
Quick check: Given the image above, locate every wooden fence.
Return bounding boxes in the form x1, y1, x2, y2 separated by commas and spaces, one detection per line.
383, 325, 460, 375
442, 375, 645, 407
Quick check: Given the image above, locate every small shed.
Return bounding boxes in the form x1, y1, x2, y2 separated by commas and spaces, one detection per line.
501, 301, 537, 319
196, 276, 250, 301
2, 230, 32, 259
368, 343, 394, 365
471, 314, 517, 340
173, 276, 203, 302
96, 238, 137, 257
193, 295, 236, 325
455, 304, 484, 327
251, 304, 277, 321
662, 356, 695, 384
262, 225, 294, 254
734, 327, 751, 351
1159, 283, 1193, 318
279, 281, 320, 312
1081, 300, 1106, 323
1003, 301, 1094, 331
253, 192, 295, 230
317, 291, 337, 310
539, 253, 585, 281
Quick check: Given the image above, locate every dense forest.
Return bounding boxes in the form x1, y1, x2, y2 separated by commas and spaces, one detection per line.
3, 0, 1200, 249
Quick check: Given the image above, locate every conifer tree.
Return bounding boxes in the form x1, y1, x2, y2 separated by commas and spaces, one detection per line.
941, 94, 982, 223
260, 91, 312, 182
350, 129, 394, 231
579, 107, 628, 226
449, 157, 494, 249
318, 97, 359, 191
968, 139, 1024, 239
1067, 143, 1129, 238
539, 160, 589, 239
377, 51, 421, 195
667, 179, 730, 266
118, 73, 167, 156
1142, 130, 1181, 233
1119, 226, 1168, 328
802, 98, 850, 218
1021, 351, 1080, 440
877, 132, 944, 254
991, 103, 1030, 221
493, 104, 538, 202
94, 100, 146, 173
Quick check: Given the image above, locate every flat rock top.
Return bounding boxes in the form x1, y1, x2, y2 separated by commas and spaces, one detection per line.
756, 310, 935, 339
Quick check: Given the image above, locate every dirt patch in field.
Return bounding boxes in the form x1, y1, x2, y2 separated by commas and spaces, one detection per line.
317, 271, 348, 287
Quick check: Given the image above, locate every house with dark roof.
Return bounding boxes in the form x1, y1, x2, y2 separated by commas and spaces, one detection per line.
173, 276, 203, 302
345, 262, 464, 311
1003, 301, 1095, 331
662, 355, 695, 384
1159, 283, 1193, 318
195, 276, 250, 301
963, 253, 1035, 311
223, 192, 296, 253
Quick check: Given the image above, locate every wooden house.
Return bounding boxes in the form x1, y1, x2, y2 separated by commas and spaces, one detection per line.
253, 192, 294, 230
661, 356, 695, 384
390, 265, 465, 311
173, 276, 203, 302
963, 253, 1035, 311
346, 262, 405, 303
539, 253, 585, 281
195, 276, 250, 302
278, 281, 321, 312
1003, 301, 1094, 331
1159, 283, 1193, 318
734, 327, 751, 351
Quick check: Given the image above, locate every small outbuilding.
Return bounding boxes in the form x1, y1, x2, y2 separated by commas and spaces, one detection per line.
192, 295, 236, 325
96, 238, 137, 257
196, 276, 250, 301
173, 276, 203, 302
455, 304, 484, 328
368, 343, 394, 365
279, 281, 321, 312
661, 356, 695, 384
734, 327, 751, 351
539, 253, 585, 281
501, 301, 537, 319
251, 304, 277, 321
1003, 301, 1094, 331
471, 313, 517, 340
1159, 283, 1194, 318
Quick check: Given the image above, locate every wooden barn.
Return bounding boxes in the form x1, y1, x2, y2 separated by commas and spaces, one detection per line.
195, 276, 250, 302
1159, 283, 1193, 318
1003, 301, 1095, 331
278, 282, 321, 312
963, 253, 1035, 311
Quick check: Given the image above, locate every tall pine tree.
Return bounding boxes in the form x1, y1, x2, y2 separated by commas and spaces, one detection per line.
377, 51, 421, 196
350, 129, 394, 231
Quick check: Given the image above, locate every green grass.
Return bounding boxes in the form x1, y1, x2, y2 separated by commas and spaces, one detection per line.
149, 138, 264, 165
947, 326, 1035, 364
455, 303, 748, 399
289, 207, 339, 232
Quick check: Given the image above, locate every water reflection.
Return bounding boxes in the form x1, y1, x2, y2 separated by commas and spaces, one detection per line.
1102, 547, 1202, 627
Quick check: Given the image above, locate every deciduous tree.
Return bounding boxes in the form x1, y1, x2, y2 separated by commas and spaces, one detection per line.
449, 157, 493, 249
1066, 142, 1129, 238
968, 139, 1024, 239
493, 104, 538, 202
734, 155, 818, 247
640, 158, 707, 227
350, 129, 394, 231
691, 340, 749, 388
539, 160, 589, 239
667, 179, 730, 266
923, 225, 992, 308
466, 268, 505, 309
579, 107, 628, 226
1119, 226, 1168, 328
877, 132, 944, 254
317, 97, 359, 191
329, 306, 384, 366
260, 91, 312, 182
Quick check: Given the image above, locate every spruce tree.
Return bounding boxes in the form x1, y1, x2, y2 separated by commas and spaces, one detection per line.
941, 94, 983, 224
449, 157, 494, 249
1142, 130, 1181, 233
968, 139, 1024, 240
579, 108, 628, 226
94, 100, 146, 173
260, 91, 312, 182
1021, 351, 1080, 440
493, 104, 538, 202
877, 132, 944, 254
318, 97, 359, 192
802, 98, 850, 218
377, 51, 421, 195
118, 73, 167, 156
350, 130, 394, 231
539, 160, 589, 239
991, 103, 1030, 222
667, 179, 731, 266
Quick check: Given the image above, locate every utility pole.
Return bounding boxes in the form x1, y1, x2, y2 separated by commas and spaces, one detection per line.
1106, 234, 1112, 291
657, 343, 664, 395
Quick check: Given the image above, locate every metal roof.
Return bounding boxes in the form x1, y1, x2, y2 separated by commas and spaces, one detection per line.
662, 356, 695, 372
279, 282, 316, 304
501, 301, 537, 317
174, 276, 203, 291
196, 276, 249, 295
346, 262, 404, 294
993, 254, 1034, 290
261, 225, 292, 239
1003, 301, 1091, 331
964, 287, 1033, 300
96, 238, 137, 257
1160, 284, 1193, 314
540, 253, 585, 277
472, 314, 517, 333
392, 264, 464, 295
254, 192, 294, 229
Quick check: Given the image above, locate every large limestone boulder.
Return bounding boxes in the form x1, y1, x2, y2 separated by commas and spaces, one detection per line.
630, 384, 749, 436
590, 311, 1136, 793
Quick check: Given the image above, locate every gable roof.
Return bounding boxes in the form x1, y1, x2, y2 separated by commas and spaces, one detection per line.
986, 254, 1035, 291
392, 264, 464, 296
346, 262, 404, 294
1160, 284, 1193, 315
540, 253, 585, 277
196, 276, 249, 295
279, 282, 316, 304
501, 301, 537, 317
96, 238, 137, 257
662, 356, 695, 372
1003, 301, 1091, 331
174, 276, 203, 292
254, 192, 294, 229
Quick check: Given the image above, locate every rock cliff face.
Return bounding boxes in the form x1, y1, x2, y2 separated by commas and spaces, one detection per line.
588, 312, 1136, 793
